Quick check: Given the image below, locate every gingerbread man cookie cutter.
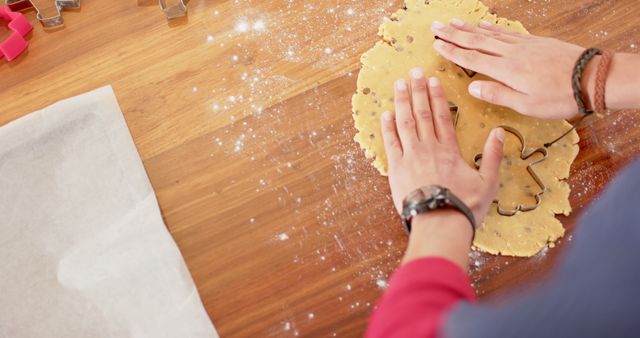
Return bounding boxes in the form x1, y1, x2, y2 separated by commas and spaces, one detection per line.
449, 104, 584, 217
0, 5, 32, 61
449, 105, 547, 216
5, 0, 80, 28
159, 0, 186, 19
474, 125, 548, 216
449, 59, 583, 216
449, 56, 582, 216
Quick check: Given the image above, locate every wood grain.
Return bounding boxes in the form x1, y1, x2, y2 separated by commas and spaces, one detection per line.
2, 1, 639, 337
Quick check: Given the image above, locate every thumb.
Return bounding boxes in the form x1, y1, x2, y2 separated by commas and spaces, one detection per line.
479, 128, 505, 183
468, 81, 525, 113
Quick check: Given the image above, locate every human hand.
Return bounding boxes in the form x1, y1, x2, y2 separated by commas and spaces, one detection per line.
431, 19, 592, 120
382, 68, 505, 226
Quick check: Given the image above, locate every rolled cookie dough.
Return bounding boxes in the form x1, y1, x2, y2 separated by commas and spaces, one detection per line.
352, 0, 579, 257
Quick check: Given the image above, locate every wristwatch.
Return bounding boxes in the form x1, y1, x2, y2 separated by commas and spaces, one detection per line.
400, 185, 477, 239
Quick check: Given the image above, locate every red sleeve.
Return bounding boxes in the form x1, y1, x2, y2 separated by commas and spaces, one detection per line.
365, 257, 476, 338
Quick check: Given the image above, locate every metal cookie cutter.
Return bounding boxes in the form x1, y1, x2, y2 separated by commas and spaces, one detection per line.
449, 102, 460, 127
5, 0, 80, 28
0, 5, 32, 61
474, 126, 548, 216
458, 65, 477, 78
159, 0, 186, 19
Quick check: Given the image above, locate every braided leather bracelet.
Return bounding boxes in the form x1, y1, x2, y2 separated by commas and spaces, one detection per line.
594, 50, 615, 114
546, 48, 614, 147
572, 48, 602, 115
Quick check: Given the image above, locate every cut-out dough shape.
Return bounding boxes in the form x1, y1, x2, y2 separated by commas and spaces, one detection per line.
474, 126, 548, 217
352, 0, 580, 257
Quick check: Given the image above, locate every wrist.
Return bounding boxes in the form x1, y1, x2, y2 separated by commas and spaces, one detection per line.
403, 210, 473, 270
604, 53, 640, 110
410, 210, 472, 237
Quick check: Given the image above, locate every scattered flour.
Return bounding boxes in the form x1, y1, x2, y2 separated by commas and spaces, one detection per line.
277, 233, 290, 241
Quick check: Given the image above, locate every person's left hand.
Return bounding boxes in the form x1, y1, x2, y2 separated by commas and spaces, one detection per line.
381, 68, 505, 225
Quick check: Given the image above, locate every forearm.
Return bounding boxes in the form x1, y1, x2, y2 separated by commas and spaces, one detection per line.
584, 53, 640, 112
402, 210, 473, 270
369, 64, 491, 338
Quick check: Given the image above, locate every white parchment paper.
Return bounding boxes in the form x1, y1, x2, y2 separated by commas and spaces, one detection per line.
0, 86, 218, 338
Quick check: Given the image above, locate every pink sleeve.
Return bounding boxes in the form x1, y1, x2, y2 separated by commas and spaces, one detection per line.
365, 257, 476, 338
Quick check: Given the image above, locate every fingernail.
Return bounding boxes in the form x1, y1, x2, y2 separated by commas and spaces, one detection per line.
479, 20, 493, 27
433, 39, 446, 49
428, 77, 440, 87
410, 68, 424, 79
395, 79, 407, 91
450, 18, 465, 26
468, 82, 482, 98
432, 20, 445, 30
382, 111, 393, 121
495, 128, 505, 142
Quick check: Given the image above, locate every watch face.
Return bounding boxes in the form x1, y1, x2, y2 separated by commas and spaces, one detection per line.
428, 185, 445, 198
401, 185, 476, 235
403, 185, 447, 210
406, 188, 426, 201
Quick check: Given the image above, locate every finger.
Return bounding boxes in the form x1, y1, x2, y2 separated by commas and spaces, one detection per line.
428, 77, 458, 147
432, 38, 506, 79
431, 20, 510, 56
478, 20, 529, 39
394, 79, 420, 150
468, 80, 527, 112
479, 128, 505, 183
409, 68, 436, 142
449, 18, 520, 44
380, 111, 403, 164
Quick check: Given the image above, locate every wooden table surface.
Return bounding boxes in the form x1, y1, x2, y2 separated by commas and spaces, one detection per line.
2, 0, 640, 337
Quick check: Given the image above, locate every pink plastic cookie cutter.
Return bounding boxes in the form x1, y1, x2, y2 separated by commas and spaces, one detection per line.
0, 6, 32, 61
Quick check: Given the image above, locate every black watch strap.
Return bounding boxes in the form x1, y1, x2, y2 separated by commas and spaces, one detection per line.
400, 186, 477, 241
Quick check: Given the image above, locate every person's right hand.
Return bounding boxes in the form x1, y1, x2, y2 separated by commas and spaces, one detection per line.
431, 19, 592, 120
